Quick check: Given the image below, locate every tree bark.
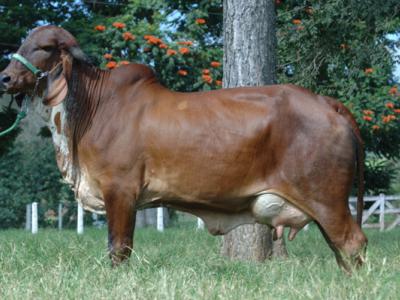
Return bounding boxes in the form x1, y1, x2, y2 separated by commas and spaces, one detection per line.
221, 0, 287, 261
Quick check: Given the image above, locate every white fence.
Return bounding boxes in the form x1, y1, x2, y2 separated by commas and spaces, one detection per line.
25, 203, 168, 234
349, 194, 400, 231
25, 194, 400, 234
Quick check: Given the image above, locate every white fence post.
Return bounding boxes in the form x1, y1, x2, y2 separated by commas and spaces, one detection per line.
31, 202, 38, 234
157, 207, 164, 232
25, 204, 32, 231
58, 203, 63, 230
77, 203, 84, 234
379, 193, 385, 231
197, 218, 204, 230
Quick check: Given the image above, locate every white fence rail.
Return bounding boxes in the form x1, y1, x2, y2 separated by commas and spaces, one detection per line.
25, 194, 400, 234
349, 194, 400, 231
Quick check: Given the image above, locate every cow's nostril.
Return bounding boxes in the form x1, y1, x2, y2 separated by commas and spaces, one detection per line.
1, 75, 11, 83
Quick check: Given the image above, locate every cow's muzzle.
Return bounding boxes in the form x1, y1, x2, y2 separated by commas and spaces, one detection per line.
0, 72, 11, 92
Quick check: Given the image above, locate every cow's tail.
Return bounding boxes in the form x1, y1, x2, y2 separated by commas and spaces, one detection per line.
354, 131, 365, 227
324, 97, 365, 227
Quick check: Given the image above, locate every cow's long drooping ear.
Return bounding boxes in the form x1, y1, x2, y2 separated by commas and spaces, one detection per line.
68, 46, 89, 63
43, 53, 71, 106
56, 27, 88, 63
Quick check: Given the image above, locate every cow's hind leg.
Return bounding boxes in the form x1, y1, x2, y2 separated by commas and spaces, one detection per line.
103, 186, 137, 266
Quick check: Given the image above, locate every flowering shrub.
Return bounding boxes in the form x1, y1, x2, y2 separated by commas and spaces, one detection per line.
91, 13, 223, 92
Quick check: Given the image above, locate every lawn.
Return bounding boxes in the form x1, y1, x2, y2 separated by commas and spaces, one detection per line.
0, 222, 399, 299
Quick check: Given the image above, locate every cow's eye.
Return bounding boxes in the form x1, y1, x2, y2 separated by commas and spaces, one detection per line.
41, 45, 54, 52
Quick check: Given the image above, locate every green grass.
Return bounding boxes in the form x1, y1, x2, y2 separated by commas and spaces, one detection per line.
0, 223, 399, 299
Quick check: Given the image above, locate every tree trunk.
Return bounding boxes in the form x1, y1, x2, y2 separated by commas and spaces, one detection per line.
221, 0, 287, 261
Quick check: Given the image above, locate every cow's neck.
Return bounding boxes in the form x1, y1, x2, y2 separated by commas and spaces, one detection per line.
63, 60, 110, 180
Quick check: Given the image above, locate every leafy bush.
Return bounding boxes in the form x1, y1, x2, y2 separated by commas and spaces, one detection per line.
0, 141, 75, 229
91, 1, 223, 92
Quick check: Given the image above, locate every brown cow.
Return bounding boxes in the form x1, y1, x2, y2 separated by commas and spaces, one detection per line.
0, 26, 367, 272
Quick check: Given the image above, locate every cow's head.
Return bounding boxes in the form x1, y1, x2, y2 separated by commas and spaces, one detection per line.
0, 25, 87, 106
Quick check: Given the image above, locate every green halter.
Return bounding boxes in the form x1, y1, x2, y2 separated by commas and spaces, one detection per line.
11, 53, 42, 76
0, 54, 45, 137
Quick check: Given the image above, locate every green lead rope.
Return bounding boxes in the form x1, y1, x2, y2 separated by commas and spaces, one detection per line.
0, 110, 27, 137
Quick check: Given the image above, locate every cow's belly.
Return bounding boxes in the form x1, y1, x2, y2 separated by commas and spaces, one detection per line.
138, 188, 310, 236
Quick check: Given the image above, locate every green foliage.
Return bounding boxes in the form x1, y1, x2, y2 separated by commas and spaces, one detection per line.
91, 0, 223, 92
276, 0, 400, 160
0, 141, 74, 229
364, 157, 396, 194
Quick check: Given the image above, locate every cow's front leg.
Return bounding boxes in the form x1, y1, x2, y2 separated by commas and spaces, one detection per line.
103, 186, 137, 266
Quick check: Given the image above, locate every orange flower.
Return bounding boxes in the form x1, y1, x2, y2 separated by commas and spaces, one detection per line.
215, 80, 222, 86
202, 69, 210, 75
167, 49, 177, 56
364, 68, 373, 74
94, 25, 106, 32
372, 125, 380, 131
143, 47, 151, 52
292, 19, 302, 25
122, 32, 135, 41
210, 61, 221, 68
202, 74, 212, 84
159, 43, 168, 49
363, 116, 372, 121
144, 35, 162, 45
179, 47, 190, 55
103, 53, 113, 60
195, 18, 206, 25
119, 60, 130, 66
178, 70, 188, 76
389, 86, 398, 95
385, 102, 395, 109
106, 61, 117, 69
178, 41, 193, 46
382, 115, 393, 123
112, 22, 126, 29
394, 109, 400, 114
363, 109, 374, 115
